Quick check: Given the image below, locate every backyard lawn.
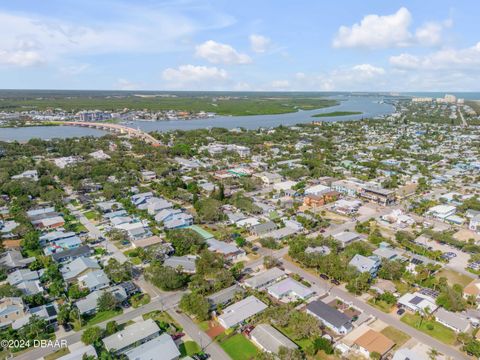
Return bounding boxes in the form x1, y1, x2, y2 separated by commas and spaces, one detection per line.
380, 326, 411, 348
437, 268, 474, 287
219, 334, 259, 360
401, 313, 456, 345
83, 210, 99, 220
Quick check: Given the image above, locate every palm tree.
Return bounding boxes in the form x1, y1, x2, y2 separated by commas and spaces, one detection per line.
428, 348, 441, 360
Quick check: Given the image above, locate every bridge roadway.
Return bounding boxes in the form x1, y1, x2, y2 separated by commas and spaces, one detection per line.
59, 121, 161, 146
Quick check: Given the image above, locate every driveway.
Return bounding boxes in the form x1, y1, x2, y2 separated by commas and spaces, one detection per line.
67, 204, 127, 264
168, 310, 231, 360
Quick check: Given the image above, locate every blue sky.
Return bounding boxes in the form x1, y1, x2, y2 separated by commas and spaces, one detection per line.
2, 0, 480, 91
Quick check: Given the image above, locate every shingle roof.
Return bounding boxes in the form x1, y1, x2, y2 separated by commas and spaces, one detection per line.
306, 300, 352, 329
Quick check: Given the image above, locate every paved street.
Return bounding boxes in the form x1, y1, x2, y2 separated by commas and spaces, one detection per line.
67, 204, 127, 264
14, 292, 183, 360
168, 310, 231, 360
280, 258, 469, 360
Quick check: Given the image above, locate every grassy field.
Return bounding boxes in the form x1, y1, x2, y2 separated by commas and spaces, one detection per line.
219, 334, 259, 360
81, 309, 122, 329
380, 326, 411, 348
130, 293, 151, 308
312, 111, 362, 117
401, 313, 456, 345
437, 268, 474, 287
368, 299, 394, 313
83, 210, 99, 220
43, 348, 70, 360
179, 341, 202, 357
0, 93, 338, 116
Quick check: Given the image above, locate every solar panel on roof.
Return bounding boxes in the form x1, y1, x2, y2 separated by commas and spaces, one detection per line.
410, 296, 423, 305
46, 304, 57, 317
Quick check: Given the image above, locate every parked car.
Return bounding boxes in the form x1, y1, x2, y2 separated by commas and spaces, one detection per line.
62, 323, 72, 332
330, 279, 340, 285
171, 332, 185, 340
320, 274, 329, 280
242, 325, 255, 336
396, 308, 405, 316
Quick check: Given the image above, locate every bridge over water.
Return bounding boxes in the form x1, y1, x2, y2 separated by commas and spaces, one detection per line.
59, 121, 162, 146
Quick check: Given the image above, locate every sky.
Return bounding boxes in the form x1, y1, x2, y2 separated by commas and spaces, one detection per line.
2, 0, 480, 91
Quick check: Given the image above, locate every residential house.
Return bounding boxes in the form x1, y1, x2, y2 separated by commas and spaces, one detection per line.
306, 300, 353, 334
0, 297, 27, 329
332, 231, 363, 248
331, 199, 362, 215
244, 268, 286, 290
78, 269, 110, 292
12, 170, 39, 181
207, 284, 245, 310
57, 345, 97, 360
90, 150, 110, 160
76, 286, 127, 315
124, 333, 180, 360
256, 172, 282, 186
102, 319, 160, 354
217, 295, 268, 329
463, 280, 480, 301
206, 238, 246, 261
434, 308, 470, 333
250, 221, 278, 236
7, 269, 43, 295
13, 302, 59, 330
0, 250, 35, 272
427, 205, 456, 220
97, 201, 123, 213
273, 181, 297, 192
353, 329, 395, 359
141, 170, 156, 182
469, 214, 480, 233
164, 255, 197, 274
266, 277, 315, 302
397, 292, 438, 314
51, 245, 93, 264
61, 257, 101, 283
250, 324, 298, 355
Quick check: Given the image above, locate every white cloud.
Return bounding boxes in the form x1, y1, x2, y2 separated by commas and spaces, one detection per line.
390, 42, 480, 70
115, 78, 142, 90
59, 64, 90, 76
0, 5, 234, 68
333, 7, 451, 49
333, 7, 412, 49
162, 64, 228, 89
415, 22, 443, 46
270, 80, 290, 90
265, 64, 386, 91
249, 34, 271, 53
0, 50, 43, 67
195, 40, 251, 64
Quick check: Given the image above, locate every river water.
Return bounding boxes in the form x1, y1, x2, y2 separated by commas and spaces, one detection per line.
0, 95, 394, 142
